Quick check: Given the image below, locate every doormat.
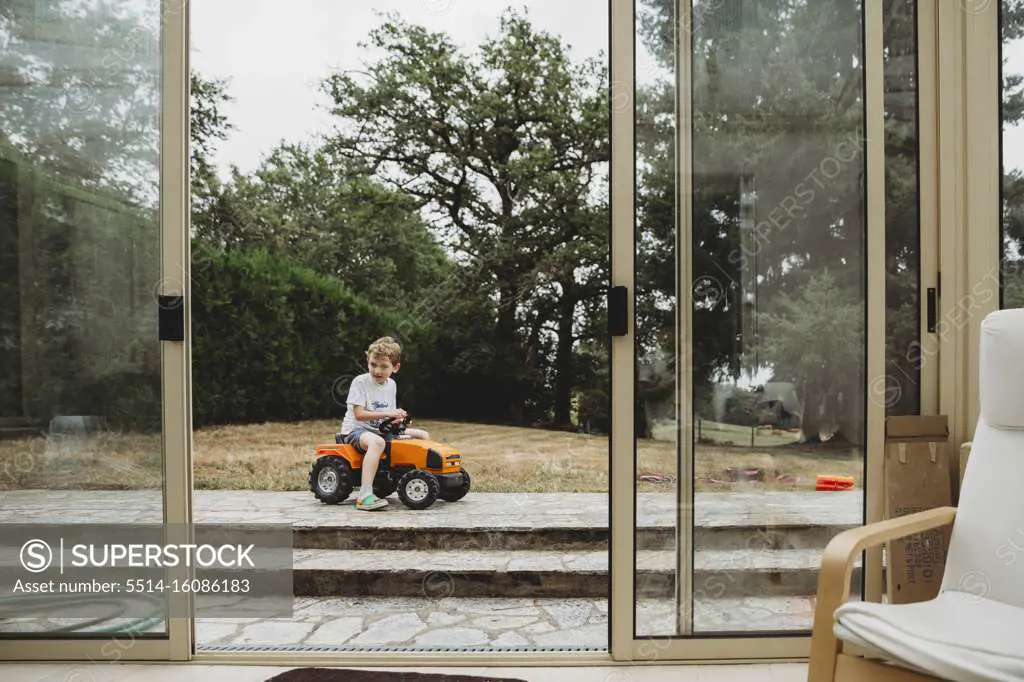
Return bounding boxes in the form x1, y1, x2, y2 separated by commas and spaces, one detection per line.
265, 669, 528, 682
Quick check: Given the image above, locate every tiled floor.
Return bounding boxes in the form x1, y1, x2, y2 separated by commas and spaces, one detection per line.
0, 662, 808, 682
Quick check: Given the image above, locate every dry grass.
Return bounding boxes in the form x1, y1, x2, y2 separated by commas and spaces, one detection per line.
0, 418, 863, 493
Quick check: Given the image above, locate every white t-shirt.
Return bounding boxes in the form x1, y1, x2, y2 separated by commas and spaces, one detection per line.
340, 373, 397, 435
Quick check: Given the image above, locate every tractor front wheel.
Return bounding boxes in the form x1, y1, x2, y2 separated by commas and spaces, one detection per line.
397, 470, 440, 510
440, 469, 471, 502
309, 455, 353, 505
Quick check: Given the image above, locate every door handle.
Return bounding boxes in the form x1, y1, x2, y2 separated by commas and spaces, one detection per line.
926, 287, 937, 333
158, 295, 185, 341
608, 285, 628, 337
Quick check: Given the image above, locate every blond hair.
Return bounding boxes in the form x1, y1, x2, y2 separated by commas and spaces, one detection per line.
366, 336, 402, 364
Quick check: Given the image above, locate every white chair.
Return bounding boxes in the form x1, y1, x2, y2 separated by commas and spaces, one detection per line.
807, 307, 1024, 682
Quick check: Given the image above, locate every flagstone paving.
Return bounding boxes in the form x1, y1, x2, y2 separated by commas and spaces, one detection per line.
0, 489, 862, 528
0, 489, 851, 649
189, 595, 815, 651
0, 594, 815, 648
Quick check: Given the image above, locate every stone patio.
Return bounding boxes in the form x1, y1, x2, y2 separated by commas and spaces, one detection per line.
0, 595, 816, 650
191, 594, 817, 651
0, 489, 862, 528
0, 489, 861, 650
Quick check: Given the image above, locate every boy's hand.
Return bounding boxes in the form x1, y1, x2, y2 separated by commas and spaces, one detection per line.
392, 409, 408, 420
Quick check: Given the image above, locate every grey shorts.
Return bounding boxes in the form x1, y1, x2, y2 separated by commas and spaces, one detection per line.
338, 426, 380, 452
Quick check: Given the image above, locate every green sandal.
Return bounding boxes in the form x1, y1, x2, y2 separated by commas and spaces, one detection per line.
356, 494, 388, 511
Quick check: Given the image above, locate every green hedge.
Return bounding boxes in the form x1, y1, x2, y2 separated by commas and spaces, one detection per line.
191, 242, 402, 428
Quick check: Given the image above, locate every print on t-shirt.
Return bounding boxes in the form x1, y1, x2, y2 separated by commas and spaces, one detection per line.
339, 374, 398, 436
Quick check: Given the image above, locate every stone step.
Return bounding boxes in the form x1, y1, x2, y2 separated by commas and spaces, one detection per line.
293, 522, 855, 552
0, 416, 45, 440
288, 491, 862, 553
0, 423, 43, 440
0, 428, 40, 440
0, 417, 39, 428
0, 491, 864, 550
291, 548, 861, 600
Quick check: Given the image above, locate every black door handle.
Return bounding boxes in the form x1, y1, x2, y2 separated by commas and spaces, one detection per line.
608, 286, 628, 337
158, 295, 185, 341
926, 287, 937, 333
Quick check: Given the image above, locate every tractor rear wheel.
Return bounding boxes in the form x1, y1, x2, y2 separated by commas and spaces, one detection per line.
373, 476, 398, 499
439, 469, 471, 502
397, 470, 440, 510
309, 455, 353, 504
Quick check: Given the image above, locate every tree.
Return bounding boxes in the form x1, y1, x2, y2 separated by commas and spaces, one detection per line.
322, 8, 610, 425
194, 143, 449, 308
634, 0, 858, 438
0, 0, 163, 202
1, 0, 236, 211
0, 2, 240, 427
755, 270, 864, 442
190, 73, 233, 218
632, 0, 957, 442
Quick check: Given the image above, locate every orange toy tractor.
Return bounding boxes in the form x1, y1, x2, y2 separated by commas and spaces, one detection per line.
308, 416, 470, 510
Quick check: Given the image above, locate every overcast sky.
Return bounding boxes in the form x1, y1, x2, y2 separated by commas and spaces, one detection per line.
190, 0, 617, 178
189, 0, 1024, 180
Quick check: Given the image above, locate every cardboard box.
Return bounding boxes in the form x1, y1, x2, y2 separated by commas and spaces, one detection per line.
884, 415, 954, 604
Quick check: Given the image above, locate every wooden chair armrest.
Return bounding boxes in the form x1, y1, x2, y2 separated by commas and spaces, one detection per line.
807, 506, 957, 682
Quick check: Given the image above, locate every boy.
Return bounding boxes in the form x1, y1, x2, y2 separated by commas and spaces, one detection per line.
338, 336, 429, 511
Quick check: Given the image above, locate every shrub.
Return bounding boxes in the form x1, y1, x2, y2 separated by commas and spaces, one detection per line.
190, 242, 401, 427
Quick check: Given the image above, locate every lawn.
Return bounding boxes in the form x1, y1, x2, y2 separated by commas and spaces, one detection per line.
0, 418, 863, 493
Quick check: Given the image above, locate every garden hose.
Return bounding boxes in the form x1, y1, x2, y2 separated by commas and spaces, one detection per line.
0, 592, 166, 633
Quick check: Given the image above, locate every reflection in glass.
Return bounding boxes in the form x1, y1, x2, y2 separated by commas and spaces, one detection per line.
0, 0, 165, 635
1002, 0, 1024, 308
633, 0, 875, 636
634, 0, 680, 638
689, 0, 868, 634
883, 0, 921, 416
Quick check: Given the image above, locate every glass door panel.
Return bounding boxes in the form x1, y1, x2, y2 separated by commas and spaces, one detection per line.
0, 0, 190, 659
632, 0, 683, 638
632, 0, 872, 640
618, 0, 911, 655
187, 0, 612, 656
1001, 0, 1024, 309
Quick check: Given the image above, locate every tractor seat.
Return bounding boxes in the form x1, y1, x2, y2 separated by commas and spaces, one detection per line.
334, 432, 407, 444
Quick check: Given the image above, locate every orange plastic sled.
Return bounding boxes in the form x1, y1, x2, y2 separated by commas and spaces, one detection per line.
815, 474, 855, 491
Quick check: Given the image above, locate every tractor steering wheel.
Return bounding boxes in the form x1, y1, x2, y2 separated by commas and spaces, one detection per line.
379, 415, 410, 436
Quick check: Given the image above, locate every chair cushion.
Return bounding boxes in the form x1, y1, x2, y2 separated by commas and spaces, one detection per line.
979, 308, 1024, 430
834, 591, 1024, 682
939, 421, 1024, 608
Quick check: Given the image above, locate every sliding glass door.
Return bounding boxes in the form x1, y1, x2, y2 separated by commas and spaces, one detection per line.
610, 0, 917, 659
0, 0, 191, 660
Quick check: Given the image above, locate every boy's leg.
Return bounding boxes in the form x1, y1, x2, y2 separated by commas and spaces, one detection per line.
356, 431, 388, 510
404, 427, 430, 440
